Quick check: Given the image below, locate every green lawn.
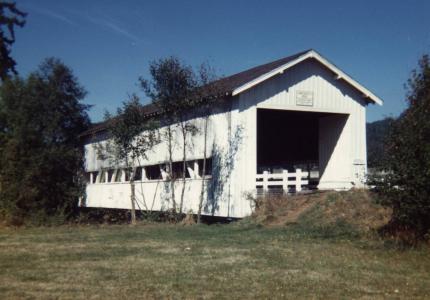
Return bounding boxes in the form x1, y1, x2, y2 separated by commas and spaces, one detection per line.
0, 222, 429, 299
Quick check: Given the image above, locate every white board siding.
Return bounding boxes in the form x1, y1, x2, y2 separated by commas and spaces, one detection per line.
84, 106, 229, 172
85, 179, 212, 214
244, 60, 367, 113
227, 100, 256, 218
318, 114, 353, 190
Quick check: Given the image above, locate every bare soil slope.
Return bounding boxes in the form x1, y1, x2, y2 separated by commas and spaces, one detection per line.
250, 190, 391, 232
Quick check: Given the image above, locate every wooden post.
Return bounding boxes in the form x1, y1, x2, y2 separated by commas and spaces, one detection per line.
263, 171, 269, 191
295, 168, 302, 192
282, 170, 289, 192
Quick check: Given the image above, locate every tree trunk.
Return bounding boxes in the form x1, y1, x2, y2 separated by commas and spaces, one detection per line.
179, 124, 187, 214
130, 179, 137, 225
167, 126, 176, 212
129, 166, 137, 225
197, 117, 209, 223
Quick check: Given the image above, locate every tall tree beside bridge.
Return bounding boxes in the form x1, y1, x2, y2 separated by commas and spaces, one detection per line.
0, 58, 90, 224
372, 54, 430, 241
0, 1, 26, 81
141, 58, 223, 219
140, 57, 198, 215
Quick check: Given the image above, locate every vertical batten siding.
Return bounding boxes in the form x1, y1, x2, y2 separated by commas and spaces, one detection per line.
318, 114, 353, 189
229, 94, 257, 217
252, 60, 366, 115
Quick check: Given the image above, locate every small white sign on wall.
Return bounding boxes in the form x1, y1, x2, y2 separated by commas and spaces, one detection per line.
296, 90, 314, 106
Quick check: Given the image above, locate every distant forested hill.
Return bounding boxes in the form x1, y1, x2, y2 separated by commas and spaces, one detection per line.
366, 118, 393, 168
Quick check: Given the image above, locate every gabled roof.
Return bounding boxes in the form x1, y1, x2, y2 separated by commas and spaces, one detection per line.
81, 49, 382, 138
225, 49, 383, 105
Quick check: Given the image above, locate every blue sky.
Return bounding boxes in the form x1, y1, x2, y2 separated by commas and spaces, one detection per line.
13, 0, 430, 122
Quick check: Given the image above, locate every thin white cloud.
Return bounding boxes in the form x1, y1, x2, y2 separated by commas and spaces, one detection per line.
69, 10, 142, 44
30, 7, 77, 27
92, 17, 140, 43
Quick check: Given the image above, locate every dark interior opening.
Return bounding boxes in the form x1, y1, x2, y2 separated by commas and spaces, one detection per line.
197, 158, 213, 177
92, 171, 99, 184
146, 165, 161, 180
134, 167, 142, 181
257, 108, 322, 174
107, 169, 114, 182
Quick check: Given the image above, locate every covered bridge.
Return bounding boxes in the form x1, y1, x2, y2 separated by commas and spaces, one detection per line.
80, 49, 383, 218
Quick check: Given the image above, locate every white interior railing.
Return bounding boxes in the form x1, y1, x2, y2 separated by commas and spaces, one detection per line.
256, 168, 309, 192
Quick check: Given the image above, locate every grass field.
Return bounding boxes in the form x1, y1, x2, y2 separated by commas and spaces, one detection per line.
0, 221, 429, 299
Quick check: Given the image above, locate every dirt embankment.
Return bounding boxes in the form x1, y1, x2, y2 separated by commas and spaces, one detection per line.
250, 189, 392, 232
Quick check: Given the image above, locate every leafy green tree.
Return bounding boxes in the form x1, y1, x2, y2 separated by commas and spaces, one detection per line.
0, 58, 90, 224
140, 58, 223, 219
372, 54, 430, 240
0, 1, 26, 81
96, 95, 158, 225
140, 57, 197, 215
